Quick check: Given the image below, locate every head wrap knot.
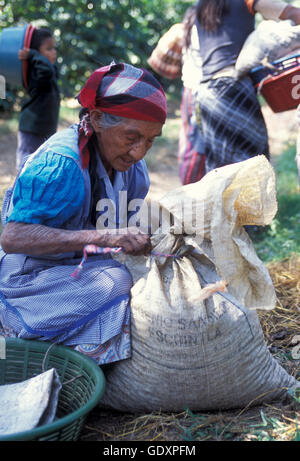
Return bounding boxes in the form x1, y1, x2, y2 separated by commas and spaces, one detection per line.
77, 62, 167, 168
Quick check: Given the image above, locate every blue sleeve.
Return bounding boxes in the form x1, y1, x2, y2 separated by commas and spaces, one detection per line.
127, 159, 150, 202
126, 159, 150, 225
7, 150, 85, 228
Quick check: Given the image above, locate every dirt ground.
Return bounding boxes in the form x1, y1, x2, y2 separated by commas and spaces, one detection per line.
0, 105, 298, 201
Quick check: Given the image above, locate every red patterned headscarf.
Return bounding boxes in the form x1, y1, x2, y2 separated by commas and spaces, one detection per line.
77, 62, 167, 168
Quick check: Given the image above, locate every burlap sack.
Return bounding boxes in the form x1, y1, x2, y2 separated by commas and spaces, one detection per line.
235, 20, 300, 78
100, 156, 299, 412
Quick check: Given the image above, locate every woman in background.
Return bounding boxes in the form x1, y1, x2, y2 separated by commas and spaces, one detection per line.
178, 6, 205, 185
194, 0, 300, 175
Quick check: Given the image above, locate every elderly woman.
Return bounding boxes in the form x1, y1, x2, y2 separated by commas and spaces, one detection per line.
0, 62, 166, 365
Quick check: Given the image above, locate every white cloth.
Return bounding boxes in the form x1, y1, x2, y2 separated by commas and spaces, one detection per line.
255, 0, 287, 21
0, 368, 61, 436
181, 25, 202, 90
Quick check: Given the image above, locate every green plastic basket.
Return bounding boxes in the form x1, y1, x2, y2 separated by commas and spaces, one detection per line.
0, 338, 106, 441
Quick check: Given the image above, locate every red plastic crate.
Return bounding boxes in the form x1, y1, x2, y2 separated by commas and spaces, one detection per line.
252, 54, 300, 113
260, 65, 300, 112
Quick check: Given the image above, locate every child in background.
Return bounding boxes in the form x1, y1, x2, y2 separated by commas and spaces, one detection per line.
17, 28, 60, 170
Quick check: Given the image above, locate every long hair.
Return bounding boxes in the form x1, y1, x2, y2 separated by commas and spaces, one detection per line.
183, 6, 197, 49
196, 0, 229, 32
30, 28, 53, 51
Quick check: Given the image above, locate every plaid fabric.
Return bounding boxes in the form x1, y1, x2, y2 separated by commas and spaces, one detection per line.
0, 252, 132, 347
178, 87, 206, 185
195, 76, 270, 173
77, 62, 167, 169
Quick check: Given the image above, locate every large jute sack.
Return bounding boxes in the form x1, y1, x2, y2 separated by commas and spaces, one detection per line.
235, 19, 300, 78
100, 156, 299, 412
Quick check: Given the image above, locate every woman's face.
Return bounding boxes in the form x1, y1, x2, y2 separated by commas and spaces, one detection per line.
91, 113, 163, 174
39, 37, 57, 64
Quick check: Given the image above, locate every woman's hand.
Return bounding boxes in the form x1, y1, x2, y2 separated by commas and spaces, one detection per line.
96, 227, 151, 256
1, 222, 151, 256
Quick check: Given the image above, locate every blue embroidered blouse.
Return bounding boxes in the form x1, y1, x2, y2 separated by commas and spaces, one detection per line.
7, 126, 150, 228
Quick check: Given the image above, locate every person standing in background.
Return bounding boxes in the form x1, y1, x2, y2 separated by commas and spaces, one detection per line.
178, 6, 206, 185
147, 7, 205, 185
193, 0, 300, 176
17, 27, 60, 170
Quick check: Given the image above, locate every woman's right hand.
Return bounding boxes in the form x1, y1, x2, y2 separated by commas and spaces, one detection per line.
0, 222, 151, 257
96, 227, 152, 256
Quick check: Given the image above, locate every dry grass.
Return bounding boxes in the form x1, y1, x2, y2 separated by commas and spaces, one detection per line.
80, 256, 300, 442
259, 255, 300, 353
